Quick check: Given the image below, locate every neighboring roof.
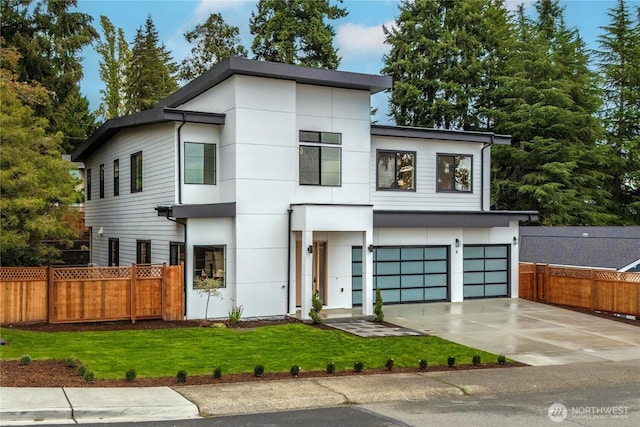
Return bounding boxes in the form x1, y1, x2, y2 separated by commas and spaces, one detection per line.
374, 210, 539, 228
159, 56, 392, 108
519, 226, 640, 270
371, 125, 511, 145
72, 108, 225, 162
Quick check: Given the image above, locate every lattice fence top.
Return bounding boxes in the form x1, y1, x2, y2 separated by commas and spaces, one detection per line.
549, 267, 592, 279
519, 263, 536, 273
594, 270, 640, 283
54, 267, 132, 281
0, 267, 48, 281
136, 265, 163, 278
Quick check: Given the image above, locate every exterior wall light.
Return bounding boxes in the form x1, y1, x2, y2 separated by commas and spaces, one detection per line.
307, 245, 313, 254
368, 244, 374, 253
513, 237, 518, 245
455, 238, 461, 248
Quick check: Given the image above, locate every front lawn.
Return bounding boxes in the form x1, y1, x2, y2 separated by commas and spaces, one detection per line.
0, 324, 497, 379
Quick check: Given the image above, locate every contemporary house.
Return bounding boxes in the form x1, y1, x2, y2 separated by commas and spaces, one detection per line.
520, 226, 640, 272
72, 57, 538, 320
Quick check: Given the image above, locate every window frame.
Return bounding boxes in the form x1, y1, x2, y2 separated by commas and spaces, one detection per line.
99, 164, 105, 198
298, 130, 342, 187
376, 150, 416, 191
113, 159, 119, 196
170, 242, 185, 266
436, 153, 473, 193
108, 238, 119, 266
184, 142, 216, 185
193, 245, 226, 288
86, 168, 91, 201
130, 151, 143, 193
136, 240, 151, 264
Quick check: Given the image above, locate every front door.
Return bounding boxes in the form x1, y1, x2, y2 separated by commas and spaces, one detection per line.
295, 240, 328, 306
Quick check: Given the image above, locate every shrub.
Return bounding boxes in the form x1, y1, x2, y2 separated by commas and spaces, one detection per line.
176, 370, 187, 383
254, 365, 265, 377
354, 361, 364, 373
374, 288, 384, 322
447, 356, 456, 367
419, 359, 428, 370
228, 305, 243, 325
309, 292, 323, 324
64, 357, 77, 368
385, 358, 394, 371
326, 362, 336, 374
290, 364, 301, 377
84, 371, 95, 384
125, 369, 137, 382
472, 355, 481, 366
213, 367, 222, 379
497, 355, 507, 365
18, 354, 31, 366
76, 365, 88, 377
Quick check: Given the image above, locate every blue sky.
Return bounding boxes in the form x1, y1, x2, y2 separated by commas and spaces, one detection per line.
75, 0, 634, 124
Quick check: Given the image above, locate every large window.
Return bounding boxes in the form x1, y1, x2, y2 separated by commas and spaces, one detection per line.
136, 240, 151, 264
86, 168, 91, 201
108, 238, 119, 266
437, 154, 472, 192
193, 245, 226, 288
185, 142, 216, 184
113, 159, 119, 196
299, 130, 341, 186
131, 151, 142, 193
99, 164, 105, 198
377, 150, 416, 190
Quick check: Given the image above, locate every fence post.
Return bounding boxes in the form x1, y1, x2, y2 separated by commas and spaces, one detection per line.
590, 268, 596, 311
47, 266, 54, 323
543, 264, 550, 303
130, 264, 137, 324
533, 263, 538, 302
162, 263, 167, 320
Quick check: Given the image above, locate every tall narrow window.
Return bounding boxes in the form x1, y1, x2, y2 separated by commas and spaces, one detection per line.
113, 159, 119, 196
108, 238, 119, 266
136, 240, 151, 264
299, 130, 342, 186
377, 150, 416, 190
184, 142, 216, 184
131, 151, 142, 193
170, 242, 185, 266
86, 169, 92, 201
99, 164, 105, 198
437, 154, 472, 192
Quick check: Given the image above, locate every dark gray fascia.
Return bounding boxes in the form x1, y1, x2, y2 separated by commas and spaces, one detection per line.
158, 57, 393, 108
373, 210, 539, 228
371, 125, 511, 145
72, 108, 225, 162
170, 202, 236, 219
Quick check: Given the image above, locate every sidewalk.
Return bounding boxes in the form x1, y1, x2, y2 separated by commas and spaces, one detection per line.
2, 360, 638, 425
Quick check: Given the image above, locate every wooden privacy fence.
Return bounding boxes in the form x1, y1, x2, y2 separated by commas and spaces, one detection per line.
0, 264, 184, 324
519, 263, 640, 316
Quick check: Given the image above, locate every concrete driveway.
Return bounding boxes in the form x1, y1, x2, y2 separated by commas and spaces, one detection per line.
384, 299, 640, 366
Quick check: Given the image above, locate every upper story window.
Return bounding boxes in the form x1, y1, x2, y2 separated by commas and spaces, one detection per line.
299, 130, 341, 186
86, 169, 92, 201
437, 154, 472, 192
136, 240, 151, 264
130, 151, 142, 193
113, 159, 119, 196
377, 150, 416, 191
99, 164, 105, 198
185, 142, 216, 185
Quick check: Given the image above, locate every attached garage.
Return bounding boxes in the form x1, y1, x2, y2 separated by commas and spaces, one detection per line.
463, 245, 510, 299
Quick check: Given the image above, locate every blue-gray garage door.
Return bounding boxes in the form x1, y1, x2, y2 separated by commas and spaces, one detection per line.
463, 245, 510, 299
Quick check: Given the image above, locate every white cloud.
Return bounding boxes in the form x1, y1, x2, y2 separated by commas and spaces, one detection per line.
336, 21, 395, 59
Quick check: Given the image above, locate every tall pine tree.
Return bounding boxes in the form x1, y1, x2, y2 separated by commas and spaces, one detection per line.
249, 0, 347, 69
125, 16, 178, 113
96, 15, 130, 120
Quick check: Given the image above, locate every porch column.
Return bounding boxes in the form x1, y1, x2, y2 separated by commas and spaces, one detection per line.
361, 231, 374, 316
300, 230, 313, 320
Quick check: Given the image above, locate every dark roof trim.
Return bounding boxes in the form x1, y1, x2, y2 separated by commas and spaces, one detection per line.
371, 125, 511, 145
373, 210, 539, 228
159, 57, 393, 108
169, 202, 236, 219
72, 108, 225, 162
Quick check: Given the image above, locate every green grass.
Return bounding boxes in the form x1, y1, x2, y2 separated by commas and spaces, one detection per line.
0, 324, 497, 380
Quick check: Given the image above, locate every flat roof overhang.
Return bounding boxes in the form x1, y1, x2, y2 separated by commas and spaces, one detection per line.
156, 202, 236, 219
374, 210, 539, 228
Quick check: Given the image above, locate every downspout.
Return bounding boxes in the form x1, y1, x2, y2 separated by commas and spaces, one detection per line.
481, 135, 494, 212
287, 208, 293, 314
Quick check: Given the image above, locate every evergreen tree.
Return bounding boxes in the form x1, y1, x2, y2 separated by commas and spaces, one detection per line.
0, 45, 81, 266
179, 13, 248, 82
125, 16, 178, 113
96, 15, 130, 120
249, 0, 347, 69
594, 0, 640, 224
382, 0, 511, 130
0, 0, 98, 152
490, 1, 618, 225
